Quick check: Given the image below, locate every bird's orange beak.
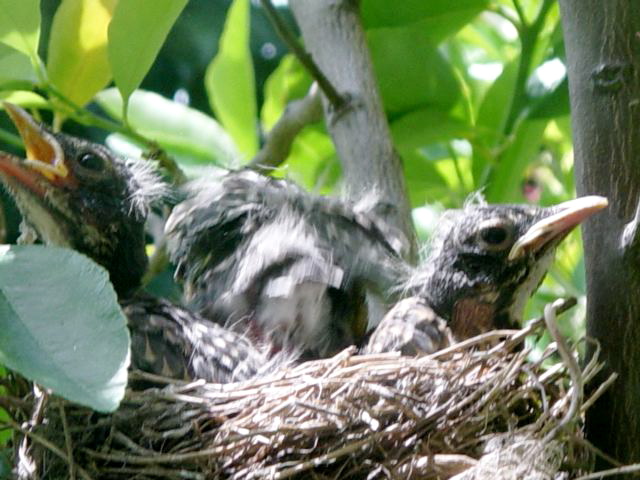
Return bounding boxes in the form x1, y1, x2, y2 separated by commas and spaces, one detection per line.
508, 195, 608, 261
0, 103, 75, 196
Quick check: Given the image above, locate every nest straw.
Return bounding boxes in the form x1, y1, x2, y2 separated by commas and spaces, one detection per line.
2, 298, 619, 479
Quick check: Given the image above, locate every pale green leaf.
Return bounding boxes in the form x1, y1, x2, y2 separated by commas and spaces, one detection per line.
0, 0, 40, 67
0, 245, 129, 412
261, 54, 311, 130
205, 0, 258, 158
362, 0, 487, 32
484, 119, 548, 202
368, 28, 460, 116
47, 0, 118, 107
96, 88, 239, 167
108, 0, 187, 113
0, 43, 36, 87
471, 59, 518, 185
391, 109, 473, 152
0, 90, 47, 108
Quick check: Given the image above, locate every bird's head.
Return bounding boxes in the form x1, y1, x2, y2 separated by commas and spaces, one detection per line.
406, 196, 608, 337
0, 103, 167, 296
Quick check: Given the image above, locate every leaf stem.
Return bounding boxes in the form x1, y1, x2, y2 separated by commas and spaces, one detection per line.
0, 127, 24, 148
511, 0, 528, 27
503, 0, 555, 136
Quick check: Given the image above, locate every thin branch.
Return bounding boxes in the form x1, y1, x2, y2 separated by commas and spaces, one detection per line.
575, 464, 640, 480
250, 83, 322, 172
573, 436, 625, 469
0, 394, 31, 412
511, 0, 528, 27
58, 403, 76, 480
542, 301, 583, 443
580, 372, 618, 414
2, 417, 95, 480
488, 5, 521, 31
259, 0, 347, 110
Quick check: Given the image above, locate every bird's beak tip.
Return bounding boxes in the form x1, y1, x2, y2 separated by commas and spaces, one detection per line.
1, 102, 72, 187
507, 195, 609, 261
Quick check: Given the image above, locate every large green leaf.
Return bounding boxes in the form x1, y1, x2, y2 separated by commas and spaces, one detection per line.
368, 28, 460, 116
108, 0, 187, 115
261, 54, 312, 131
471, 60, 519, 186
205, 0, 258, 158
362, 0, 488, 43
96, 88, 239, 167
403, 150, 452, 207
484, 118, 548, 202
528, 77, 569, 119
0, 0, 40, 68
391, 109, 473, 152
274, 126, 336, 192
0, 245, 129, 412
47, 0, 117, 108
0, 44, 36, 87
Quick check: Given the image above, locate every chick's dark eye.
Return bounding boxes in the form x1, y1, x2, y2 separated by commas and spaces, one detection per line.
476, 219, 513, 251
481, 226, 508, 245
78, 152, 105, 172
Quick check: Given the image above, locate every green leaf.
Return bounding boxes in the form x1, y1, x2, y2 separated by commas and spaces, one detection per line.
108, 0, 187, 115
403, 150, 451, 206
484, 119, 548, 203
273, 126, 336, 191
47, 0, 117, 108
528, 77, 569, 120
391, 109, 473, 152
368, 28, 460, 116
0, 0, 40, 69
0, 245, 129, 412
205, 0, 258, 158
362, 0, 488, 42
0, 90, 47, 108
96, 88, 239, 167
261, 54, 311, 130
476, 60, 519, 142
0, 44, 36, 87
471, 59, 518, 186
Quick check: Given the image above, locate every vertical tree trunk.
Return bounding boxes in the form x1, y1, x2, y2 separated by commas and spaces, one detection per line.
289, 0, 417, 261
559, 0, 640, 465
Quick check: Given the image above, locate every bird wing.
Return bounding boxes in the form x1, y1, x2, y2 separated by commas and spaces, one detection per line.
361, 297, 453, 355
165, 170, 407, 357
122, 294, 272, 383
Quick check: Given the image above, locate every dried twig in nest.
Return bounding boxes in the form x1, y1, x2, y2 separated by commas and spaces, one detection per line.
4, 298, 616, 479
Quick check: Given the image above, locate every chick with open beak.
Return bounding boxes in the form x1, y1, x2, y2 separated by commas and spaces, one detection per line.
0, 102, 155, 296
0, 103, 279, 383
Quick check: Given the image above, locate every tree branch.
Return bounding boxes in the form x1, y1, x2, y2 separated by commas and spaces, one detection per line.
259, 0, 347, 110
250, 84, 322, 172
560, 0, 640, 465
289, 0, 417, 261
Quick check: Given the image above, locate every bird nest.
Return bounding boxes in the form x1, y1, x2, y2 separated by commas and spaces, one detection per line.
5, 298, 615, 479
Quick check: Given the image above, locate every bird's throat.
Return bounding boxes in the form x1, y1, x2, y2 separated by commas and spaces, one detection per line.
450, 297, 497, 338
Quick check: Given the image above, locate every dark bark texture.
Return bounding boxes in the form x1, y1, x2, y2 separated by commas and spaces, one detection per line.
560, 0, 640, 466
